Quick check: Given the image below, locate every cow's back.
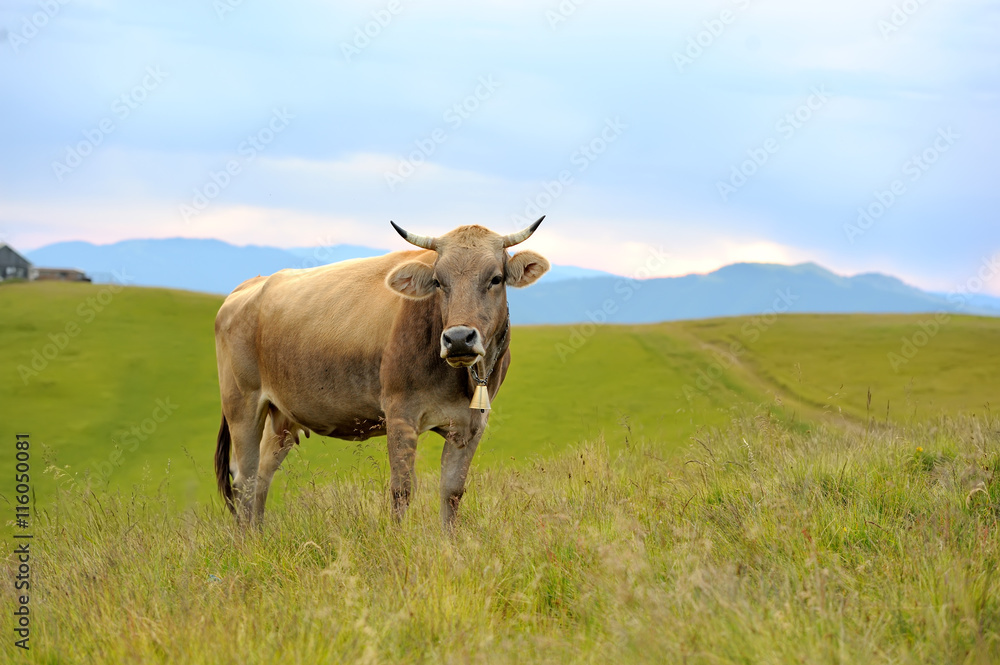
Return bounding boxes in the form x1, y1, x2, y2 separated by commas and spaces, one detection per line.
215, 249, 434, 436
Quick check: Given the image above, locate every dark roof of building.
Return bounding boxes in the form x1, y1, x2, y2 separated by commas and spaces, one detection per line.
0, 243, 32, 268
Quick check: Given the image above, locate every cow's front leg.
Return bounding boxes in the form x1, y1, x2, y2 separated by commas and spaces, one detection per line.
439, 415, 486, 529
386, 416, 419, 521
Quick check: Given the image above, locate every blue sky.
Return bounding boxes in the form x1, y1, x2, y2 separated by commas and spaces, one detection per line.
2, 0, 998, 294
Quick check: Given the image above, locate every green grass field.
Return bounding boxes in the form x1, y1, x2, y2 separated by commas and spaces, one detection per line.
2, 281, 999, 508
2, 282, 999, 663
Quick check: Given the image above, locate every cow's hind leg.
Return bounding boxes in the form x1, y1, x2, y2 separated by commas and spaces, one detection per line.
253, 406, 303, 522
225, 398, 267, 526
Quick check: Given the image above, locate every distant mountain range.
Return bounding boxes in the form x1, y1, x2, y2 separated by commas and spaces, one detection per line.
25, 238, 613, 296
508, 261, 1000, 324
25, 238, 1000, 323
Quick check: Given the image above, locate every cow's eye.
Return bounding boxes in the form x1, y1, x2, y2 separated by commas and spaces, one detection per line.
489, 275, 502, 287
432, 278, 442, 289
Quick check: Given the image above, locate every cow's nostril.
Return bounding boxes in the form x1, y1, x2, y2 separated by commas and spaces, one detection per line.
442, 326, 480, 356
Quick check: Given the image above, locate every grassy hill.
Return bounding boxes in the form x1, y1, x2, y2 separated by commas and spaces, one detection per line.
2, 281, 999, 509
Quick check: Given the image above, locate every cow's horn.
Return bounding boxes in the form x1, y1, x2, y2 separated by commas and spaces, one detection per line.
501, 216, 544, 248
390, 221, 436, 250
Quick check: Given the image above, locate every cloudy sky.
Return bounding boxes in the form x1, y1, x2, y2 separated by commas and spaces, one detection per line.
2, 0, 998, 294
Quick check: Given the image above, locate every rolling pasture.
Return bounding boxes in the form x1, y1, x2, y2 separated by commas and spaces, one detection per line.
2, 281, 999, 663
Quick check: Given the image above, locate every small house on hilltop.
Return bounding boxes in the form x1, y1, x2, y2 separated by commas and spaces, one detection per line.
0, 243, 31, 281
0, 243, 91, 283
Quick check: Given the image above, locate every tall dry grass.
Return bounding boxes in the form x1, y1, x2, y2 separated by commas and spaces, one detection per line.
4, 409, 999, 663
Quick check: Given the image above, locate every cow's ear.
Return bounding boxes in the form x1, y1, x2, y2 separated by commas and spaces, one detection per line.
506, 250, 550, 288
386, 261, 436, 299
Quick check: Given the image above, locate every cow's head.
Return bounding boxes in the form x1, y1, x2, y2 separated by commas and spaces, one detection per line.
385, 218, 549, 368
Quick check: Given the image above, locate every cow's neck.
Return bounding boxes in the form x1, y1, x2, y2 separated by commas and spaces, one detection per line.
470, 304, 509, 388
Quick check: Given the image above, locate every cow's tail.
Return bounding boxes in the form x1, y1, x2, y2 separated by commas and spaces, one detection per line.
215, 414, 235, 514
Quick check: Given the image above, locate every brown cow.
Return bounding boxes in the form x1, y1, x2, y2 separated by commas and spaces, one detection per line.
214, 218, 549, 528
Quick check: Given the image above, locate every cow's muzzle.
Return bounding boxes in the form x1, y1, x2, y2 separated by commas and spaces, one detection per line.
441, 326, 485, 368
